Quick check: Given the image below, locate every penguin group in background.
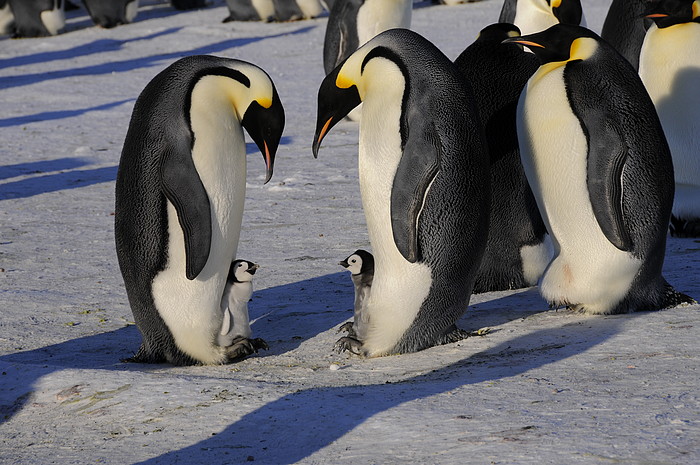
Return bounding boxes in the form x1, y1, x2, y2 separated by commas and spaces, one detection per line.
336, 250, 374, 352
499, 0, 586, 35
454, 23, 550, 294
224, 0, 323, 22
217, 260, 268, 356
601, 0, 650, 71
639, 0, 700, 238
4, 0, 65, 38
314, 28, 490, 357
504, 24, 694, 314
432, 0, 470, 5
323, 0, 412, 75
82, 0, 138, 28
115, 55, 285, 365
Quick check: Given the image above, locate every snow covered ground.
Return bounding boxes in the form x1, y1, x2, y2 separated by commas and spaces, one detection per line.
1, 0, 699, 463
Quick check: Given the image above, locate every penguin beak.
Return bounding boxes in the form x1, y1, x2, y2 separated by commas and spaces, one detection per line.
339, 259, 349, 268
247, 264, 259, 275
502, 37, 545, 49
241, 89, 285, 184
312, 65, 362, 158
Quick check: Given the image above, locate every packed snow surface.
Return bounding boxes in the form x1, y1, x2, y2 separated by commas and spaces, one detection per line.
1, 1, 699, 464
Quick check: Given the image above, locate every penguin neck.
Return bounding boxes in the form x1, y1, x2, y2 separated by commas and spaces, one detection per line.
229, 281, 253, 303
357, 0, 412, 46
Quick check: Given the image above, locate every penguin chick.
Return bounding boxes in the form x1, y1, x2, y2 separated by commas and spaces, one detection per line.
503, 24, 695, 314
218, 260, 268, 360
335, 250, 374, 353
639, 0, 700, 237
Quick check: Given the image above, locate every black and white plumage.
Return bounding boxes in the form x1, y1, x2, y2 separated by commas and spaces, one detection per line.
454, 23, 550, 293
498, 0, 586, 36
314, 29, 490, 357
336, 250, 374, 352
5, 0, 64, 38
639, 0, 700, 237
504, 24, 694, 314
217, 260, 268, 356
115, 55, 284, 365
600, 0, 651, 71
82, 0, 138, 28
223, 0, 323, 22
170, 0, 206, 10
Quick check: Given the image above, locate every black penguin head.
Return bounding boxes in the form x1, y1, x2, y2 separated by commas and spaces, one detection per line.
228, 260, 259, 284
475, 23, 525, 49
241, 84, 285, 184
339, 250, 374, 276
502, 24, 601, 65
550, 0, 584, 26
643, 0, 700, 28
312, 62, 362, 158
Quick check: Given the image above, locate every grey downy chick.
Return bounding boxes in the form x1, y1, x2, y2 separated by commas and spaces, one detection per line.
336, 249, 374, 354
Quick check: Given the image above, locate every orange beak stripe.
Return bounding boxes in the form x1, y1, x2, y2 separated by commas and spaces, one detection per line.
512, 40, 545, 48
318, 117, 333, 145
645, 13, 669, 18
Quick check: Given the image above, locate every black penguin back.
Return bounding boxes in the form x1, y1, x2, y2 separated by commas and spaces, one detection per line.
454, 23, 547, 293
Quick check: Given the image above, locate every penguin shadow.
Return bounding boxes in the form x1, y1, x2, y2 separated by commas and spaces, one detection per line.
0, 99, 133, 129
0, 29, 182, 69
0, 325, 142, 424
0, 157, 118, 201
249, 271, 355, 356
653, 67, 700, 124
0, 26, 316, 90
135, 310, 637, 465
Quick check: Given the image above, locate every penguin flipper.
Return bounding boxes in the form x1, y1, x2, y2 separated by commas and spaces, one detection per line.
390, 120, 441, 263
585, 118, 633, 252
323, 0, 361, 74
161, 142, 212, 280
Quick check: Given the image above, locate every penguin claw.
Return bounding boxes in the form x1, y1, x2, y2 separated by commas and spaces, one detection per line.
334, 336, 363, 355
336, 321, 356, 337
225, 337, 268, 362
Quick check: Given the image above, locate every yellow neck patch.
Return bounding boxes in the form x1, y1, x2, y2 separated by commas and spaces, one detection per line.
336, 73, 355, 90
256, 97, 272, 109
551, 0, 562, 9
693, 0, 700, 20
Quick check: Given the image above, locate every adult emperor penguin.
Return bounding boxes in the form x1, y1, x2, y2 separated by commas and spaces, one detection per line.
323, 0, 412, 75
601, 0, 650, 71
503, 24, 694, 314
6, 0, 64, 38
224, 0, 323, 22
498, 0, 586, 36
313, 28, 490, 356
454, 23, 550, 293
82, 0, 138, 28
336, 250, 374, 347
639, 0, 700, 237
217, 260, 267, 351
115, 55, 284, 365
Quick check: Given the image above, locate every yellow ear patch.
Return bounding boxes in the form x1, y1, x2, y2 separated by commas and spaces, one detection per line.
336, 73, 354, 89
693, 0, 700, 19
256, 97, 272, 109
569, 37, 597, 61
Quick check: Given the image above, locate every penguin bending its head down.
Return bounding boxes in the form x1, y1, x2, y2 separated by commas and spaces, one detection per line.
217, 260, 268, 357
336, 249, 374, 353
503, 24, 694, 314
498, 0, 586, 36
115, 55, 284, 365
454, 23, 551, 293
314, 28, 490, 357
639, 0, 700, 237
6, 0, 65, 38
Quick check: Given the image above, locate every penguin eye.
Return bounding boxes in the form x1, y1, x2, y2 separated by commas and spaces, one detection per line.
350, 259, 356, 263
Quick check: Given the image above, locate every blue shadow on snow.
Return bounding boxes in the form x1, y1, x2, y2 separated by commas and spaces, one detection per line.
0, 99, 133, 128
0, 164, 117, 200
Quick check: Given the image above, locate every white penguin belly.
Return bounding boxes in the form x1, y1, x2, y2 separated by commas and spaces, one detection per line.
357, 93, 432, 356
252, 0, 275, 20
296, 0, 323, 18
0, 3, 13, 35
519, 235, 553, 286
356, 0, 412, 46
518, 66, 642, 314
152, 86, 247, 364
640, 23, 700, 219
513, 0, 558, 35
125, 0, 140, 23
40, 1, 65, 36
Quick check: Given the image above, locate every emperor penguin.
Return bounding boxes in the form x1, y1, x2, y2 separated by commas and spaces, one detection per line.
224, 0, 322, 22
6, 0, 64, 38
115, 55, 285, 365
503, 24, 695, 314
639, 0, 700, 237
1, 0, 14, 35
454, 23, 550, 294
336, 249, 374, 350
82, 0, 138, 28
498, 0, 586, 36
601, 0, 651, 71
313, 28, 490, 357
217, 260, 268, 356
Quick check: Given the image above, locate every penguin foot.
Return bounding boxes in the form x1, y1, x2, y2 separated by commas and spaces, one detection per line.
334, 336, 363, 355
225, 337, 269, 362
670, 216, 700, 238
436, 327, 472, 345
336, 321, 357, 337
